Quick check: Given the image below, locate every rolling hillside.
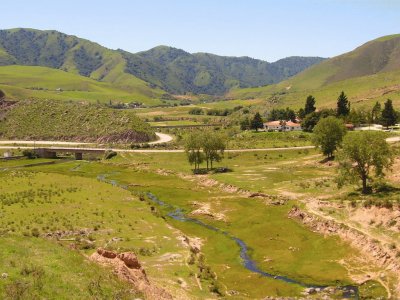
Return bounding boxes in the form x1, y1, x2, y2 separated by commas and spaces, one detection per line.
228, 34, 400, 108
0, 99, 156, 143
0, 28, 324, 96
0, 65, 166, 105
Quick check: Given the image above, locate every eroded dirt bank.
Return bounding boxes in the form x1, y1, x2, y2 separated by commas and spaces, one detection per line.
289, 206, 400, 297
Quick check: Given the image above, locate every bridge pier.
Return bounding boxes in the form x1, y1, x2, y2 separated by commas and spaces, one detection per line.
74, 152, 83, 160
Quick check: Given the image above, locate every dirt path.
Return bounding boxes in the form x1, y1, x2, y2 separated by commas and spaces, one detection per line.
148, 132, 174, 145
0, 132, 173, 147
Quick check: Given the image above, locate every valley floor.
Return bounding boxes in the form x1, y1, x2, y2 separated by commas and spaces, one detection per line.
0, 144, 399, 299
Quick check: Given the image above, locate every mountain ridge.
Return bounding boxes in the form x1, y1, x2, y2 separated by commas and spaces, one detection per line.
228, 34, 400, 108
0, 28, 325, 95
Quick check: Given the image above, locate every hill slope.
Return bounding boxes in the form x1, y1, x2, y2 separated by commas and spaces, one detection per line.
0, 99, 155, 143
0, 28, 167, 101
0, 65, 165, 105
0, 28, 325, 95
228, 34, 400, 108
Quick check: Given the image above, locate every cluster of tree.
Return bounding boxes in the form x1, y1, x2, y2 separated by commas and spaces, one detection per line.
267, 107, 296, 122
184, 131, 226, 172
73, 46, 103, 77
311, 115, 394, 194
302, 92, 398, 131
189, 107, 244, 116
337, 99, 398, 128
240, 112, 264, 131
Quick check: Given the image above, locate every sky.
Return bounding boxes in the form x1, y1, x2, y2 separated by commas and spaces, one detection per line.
2, 0, 399, 61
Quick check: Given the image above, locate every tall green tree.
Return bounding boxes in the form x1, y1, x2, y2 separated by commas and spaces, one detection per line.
312, 116, 347, 158
240, 117, 250, 131
184, 132, 204, 172
336, 91, 350, 117
203, 131, 226, 169
380, 99, 397, 129
336, 131, 393, 194
304, 95, 316, 115
251, 112, 264, 131
371, 101, 381, 124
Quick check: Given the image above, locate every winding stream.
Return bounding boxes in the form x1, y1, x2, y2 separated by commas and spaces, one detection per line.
97, 173, 359, 299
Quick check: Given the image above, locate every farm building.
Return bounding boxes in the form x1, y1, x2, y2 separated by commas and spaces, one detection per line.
264, 120, 302, 132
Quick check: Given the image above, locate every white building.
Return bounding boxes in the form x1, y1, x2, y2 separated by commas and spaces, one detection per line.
264, 120, 302, 132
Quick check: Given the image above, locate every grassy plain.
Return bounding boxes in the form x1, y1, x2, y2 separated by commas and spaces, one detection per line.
1, 137, 398, 298
0, 152, 369, 299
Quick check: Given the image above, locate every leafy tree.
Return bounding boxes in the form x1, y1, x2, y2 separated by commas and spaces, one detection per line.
371, 101, 381, 124
298, 108, 306, 119
268, 108, 296, 122
286, 108, 296, 122
189, 107, 204, 115
347, 108, 368, 127
240, 117, 250, 130
184, 133, 204, 171
304, 95, 316, 115
312, 116, 347, 158
336, 91, 350, 117
301, 108, 336, 132
380, 99, 398, 129
336, 131, 393, 194
203, 131, 226, 169
250, 112, 264, 131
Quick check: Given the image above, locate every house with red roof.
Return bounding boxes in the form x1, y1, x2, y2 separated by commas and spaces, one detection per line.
263, 120, 302, 132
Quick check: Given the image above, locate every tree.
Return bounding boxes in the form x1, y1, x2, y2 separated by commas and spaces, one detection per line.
298, 108, 306, 119
371, 101, 381, 124
240, 117, 250, 131
312, 116, 347, 158
301, 108, 336, 132
286, 107, 296, 122
250, 112, 264, 131
184, 132, 204, 172
336, 91, 350, 117
304, 95, 316, 115
203, 131, 226, 169
380, 99, 397, 129
336, 131, 393, 194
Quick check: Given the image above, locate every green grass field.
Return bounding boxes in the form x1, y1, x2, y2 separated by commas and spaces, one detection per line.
1, 139, 397, 298
228, 69, 400, 110
0, 65, 167, 106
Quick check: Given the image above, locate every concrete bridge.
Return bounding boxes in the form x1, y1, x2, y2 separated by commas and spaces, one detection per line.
34, 147, 106, 160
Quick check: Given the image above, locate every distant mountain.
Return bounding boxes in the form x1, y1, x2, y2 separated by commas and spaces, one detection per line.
122, 46, 325, 94
228, 34, 400, 108
0, 28, 325, 95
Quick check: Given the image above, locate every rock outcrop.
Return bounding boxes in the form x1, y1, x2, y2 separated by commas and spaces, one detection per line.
90, 248, 172, 300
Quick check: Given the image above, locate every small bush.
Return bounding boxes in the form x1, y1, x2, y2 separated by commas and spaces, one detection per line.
22, 149, 37, 159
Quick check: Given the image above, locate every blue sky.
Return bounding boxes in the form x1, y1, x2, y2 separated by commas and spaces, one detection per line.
2, 0, 399, 61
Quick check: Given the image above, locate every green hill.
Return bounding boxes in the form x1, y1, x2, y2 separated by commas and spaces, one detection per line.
0, 28, 324, 96
0, 99, 155, 143
125, 46, 324, 94
0, 65, 165, 106
228, 34, 400, 108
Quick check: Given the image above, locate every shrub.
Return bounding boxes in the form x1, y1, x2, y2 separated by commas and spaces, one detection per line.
22, 149, 37, 159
